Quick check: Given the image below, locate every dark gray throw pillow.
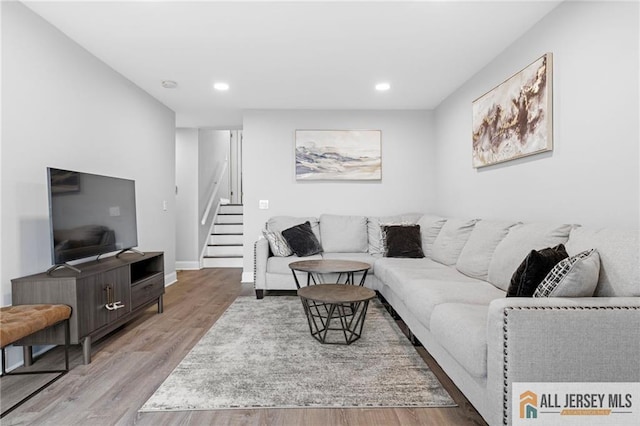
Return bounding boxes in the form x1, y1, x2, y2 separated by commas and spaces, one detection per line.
383, 224, 425, 258
281, 221, 323, 257
506, 244, 569, 297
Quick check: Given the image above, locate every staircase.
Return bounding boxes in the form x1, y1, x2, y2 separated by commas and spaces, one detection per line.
202, 204, 243, 268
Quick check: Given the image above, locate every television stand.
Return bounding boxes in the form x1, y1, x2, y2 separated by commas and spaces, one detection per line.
46, 263, 81, 275
12, 252, 165, 364
116, 248, 145, 258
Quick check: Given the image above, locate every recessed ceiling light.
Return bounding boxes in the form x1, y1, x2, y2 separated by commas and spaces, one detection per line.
214, 82, 230, 91
161, 80, 178, 89
375, 82, 391, 91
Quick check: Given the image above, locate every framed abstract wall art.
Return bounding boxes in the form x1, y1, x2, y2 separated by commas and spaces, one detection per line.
295, 130, 382, 180
472, 53, 553, 168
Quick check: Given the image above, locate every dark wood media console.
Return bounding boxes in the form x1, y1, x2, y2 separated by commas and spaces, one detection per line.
11, 252, 165, 365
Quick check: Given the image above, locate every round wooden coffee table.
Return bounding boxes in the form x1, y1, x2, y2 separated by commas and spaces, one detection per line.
297, 284, 376, 345
289, 259, 371, 288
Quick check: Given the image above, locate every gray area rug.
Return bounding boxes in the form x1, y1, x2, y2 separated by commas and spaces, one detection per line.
140, 296, 456, 411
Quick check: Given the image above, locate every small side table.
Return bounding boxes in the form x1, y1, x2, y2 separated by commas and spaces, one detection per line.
298, 284, 376, 345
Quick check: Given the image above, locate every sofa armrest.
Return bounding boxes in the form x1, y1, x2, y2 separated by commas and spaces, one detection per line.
254, 237, 270, 291
486, 297, 640, 426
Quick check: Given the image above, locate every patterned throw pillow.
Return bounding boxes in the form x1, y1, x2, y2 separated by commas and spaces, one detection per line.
534, 249, 601, 297
262, 229, 293, 257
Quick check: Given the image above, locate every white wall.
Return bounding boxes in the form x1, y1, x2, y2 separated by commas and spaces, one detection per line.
242, 109, 435, 274
175, 128, 200, 269
1, 0, 177, 311
433, 1, 639, 228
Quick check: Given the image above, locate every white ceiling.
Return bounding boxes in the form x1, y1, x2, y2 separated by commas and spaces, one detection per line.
23, 1, 562, 128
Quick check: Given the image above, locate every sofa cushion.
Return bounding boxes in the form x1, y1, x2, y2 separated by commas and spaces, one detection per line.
281, 222, 323, 257
431, 218, 478, 266
262, 230, 293, 257
319, 214, 368, 253
456, 220, 518, 280
400, 279, 504, 331
367, 213, 422, 255
374, 257, 451, 292
565, 226, 640, 297
534, 249, 600, 297
382, 225, 424, 258
321, 252, 377, 268
267, 254, 323, 275
416, 215, 447, 258
487, 223, 573, 291
506, 244, 569, 297
267, 216, 321, 243
430, 303, 489, 378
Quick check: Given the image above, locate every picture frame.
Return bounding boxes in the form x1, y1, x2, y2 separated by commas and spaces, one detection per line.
472, 53, 553, 168
295, 130, 382, 180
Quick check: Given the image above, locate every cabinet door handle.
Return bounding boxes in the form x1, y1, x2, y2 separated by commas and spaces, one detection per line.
105, 285, 113, 304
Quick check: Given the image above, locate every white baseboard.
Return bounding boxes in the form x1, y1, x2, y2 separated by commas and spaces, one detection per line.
165, 271, 178, 287
175, 261, 201, 271
241, 271, 254, 283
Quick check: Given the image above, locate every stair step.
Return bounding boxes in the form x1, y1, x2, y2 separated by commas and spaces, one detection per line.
210, 234, 243, 245
213, 223, 243, 234
206, 245, 243, 256
219, 204, 243, 214
202, 256, 244, 268
216, 214, 243, 224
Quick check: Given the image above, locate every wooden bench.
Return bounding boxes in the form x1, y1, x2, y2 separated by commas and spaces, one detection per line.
0, 304, 72, 419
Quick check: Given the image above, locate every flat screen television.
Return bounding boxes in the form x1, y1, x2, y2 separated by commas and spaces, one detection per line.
47, 167, 138, 266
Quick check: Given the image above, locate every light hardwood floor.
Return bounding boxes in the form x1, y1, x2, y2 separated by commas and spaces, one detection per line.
1, 269, 487, 426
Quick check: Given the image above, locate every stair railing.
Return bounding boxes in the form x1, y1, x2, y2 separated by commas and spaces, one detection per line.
201, 160, 228, 225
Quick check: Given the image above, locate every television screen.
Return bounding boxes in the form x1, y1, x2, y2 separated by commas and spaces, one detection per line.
47, 167, 138, 265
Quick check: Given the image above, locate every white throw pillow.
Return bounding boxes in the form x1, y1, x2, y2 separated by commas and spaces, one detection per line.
262, 230, 293, 257
534, 249, 600, 297
267, 216, 321, 244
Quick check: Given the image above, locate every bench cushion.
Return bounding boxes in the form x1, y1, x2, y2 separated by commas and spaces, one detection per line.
0, 304, 71, 348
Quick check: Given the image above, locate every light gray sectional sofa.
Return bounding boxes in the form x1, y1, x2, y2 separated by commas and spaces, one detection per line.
254, 214, 640, 426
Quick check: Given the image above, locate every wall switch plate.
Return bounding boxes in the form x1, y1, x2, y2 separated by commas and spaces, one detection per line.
259, 200, 269, 209
162, 200, 167, 211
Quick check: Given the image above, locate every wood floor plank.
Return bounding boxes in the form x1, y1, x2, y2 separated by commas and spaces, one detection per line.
1, 268, 487, 425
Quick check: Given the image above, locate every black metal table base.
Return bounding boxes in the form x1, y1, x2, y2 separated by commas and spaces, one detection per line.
300, 298, 370, 345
